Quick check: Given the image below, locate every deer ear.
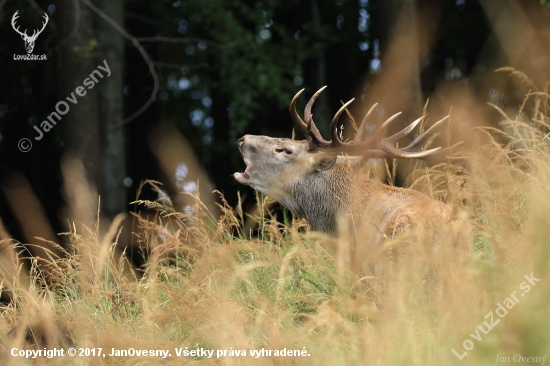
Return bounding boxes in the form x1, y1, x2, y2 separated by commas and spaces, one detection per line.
313, 154, 337, 171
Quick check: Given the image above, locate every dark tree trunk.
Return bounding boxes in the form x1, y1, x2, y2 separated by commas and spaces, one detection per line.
55, 0, 127, 219
54, 0, 101, 187
370, 0, 422, 121
97, 0, 127, 218
368, 0, 423, 184
311, 0, 331, 134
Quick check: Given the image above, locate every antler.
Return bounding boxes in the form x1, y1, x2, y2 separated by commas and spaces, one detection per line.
289, 86, 463, 159
31, 13, 49, 39
290, 87, 332, 148
11, 11, 48, 40
11, 11, 27, 38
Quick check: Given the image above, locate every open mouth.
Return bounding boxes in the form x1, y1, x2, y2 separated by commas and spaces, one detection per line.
234, 156, 251, 182
235, 138, 251, 183
234, 167, 250, 182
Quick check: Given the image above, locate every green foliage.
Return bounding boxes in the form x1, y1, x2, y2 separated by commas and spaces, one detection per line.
177, 0, 330, 136
137, 0, 365, 142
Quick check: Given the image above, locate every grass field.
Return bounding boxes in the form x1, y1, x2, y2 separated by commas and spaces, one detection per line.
1, 83, 550, 365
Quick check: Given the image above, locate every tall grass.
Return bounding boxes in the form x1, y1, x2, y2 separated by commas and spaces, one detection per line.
1, 86, 550, 366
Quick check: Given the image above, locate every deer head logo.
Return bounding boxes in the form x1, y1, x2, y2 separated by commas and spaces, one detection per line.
11, 11, 49, 54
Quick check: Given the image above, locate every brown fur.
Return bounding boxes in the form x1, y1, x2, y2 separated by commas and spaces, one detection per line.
234, 135, 460, 248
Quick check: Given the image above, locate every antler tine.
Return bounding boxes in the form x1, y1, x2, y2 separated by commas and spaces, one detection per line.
366, 111, 402, 146
330, 98, 355, 146
354, 103, 378, 143
11, 10, 19, 25
401, 115, 449, 151
378, 112, 403, 134
306, 116, 330, 147
289, 88, 310, 140
304, 86, 327, 126
383, 143, 442, 159
11, 11, 27, 36
380, 115, 451, 158
43, 13, 49, 23
382, 116, 422, 146
38, 13, 49, 33
325, 109, 405, 154
304, 86, 331, 147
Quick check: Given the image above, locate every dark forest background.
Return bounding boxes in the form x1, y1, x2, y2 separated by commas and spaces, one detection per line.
0, 0, 549, 252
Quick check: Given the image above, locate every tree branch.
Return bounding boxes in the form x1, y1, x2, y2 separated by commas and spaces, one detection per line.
80, 0, 159, 127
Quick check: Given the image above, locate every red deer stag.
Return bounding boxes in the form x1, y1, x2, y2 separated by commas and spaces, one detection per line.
234, 87, 462, 247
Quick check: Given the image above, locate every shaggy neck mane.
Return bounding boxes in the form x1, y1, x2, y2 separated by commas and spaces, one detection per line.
283, 163, 352, 234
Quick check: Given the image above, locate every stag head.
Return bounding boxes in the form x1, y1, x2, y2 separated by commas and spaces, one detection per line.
11, 11, 49, 54
234, 135, 330, 197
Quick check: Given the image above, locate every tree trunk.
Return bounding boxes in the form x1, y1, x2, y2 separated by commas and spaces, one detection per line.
367, 0, 423, 184
311, 0, 331, 134
96, 0, 127, 218
370, 0, 423, 122
54, 0, 101, 188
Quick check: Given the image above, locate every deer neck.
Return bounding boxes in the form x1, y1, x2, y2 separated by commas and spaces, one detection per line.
282, 163, 353, 234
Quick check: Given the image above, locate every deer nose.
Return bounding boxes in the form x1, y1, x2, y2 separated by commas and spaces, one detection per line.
237, 136, 245, 149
